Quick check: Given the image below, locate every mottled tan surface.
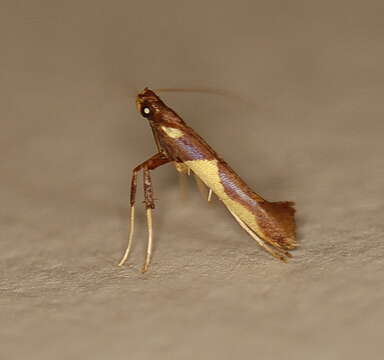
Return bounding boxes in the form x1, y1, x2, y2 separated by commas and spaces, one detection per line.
1, 1, 383, 359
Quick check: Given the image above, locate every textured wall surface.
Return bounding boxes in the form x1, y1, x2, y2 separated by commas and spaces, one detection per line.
1, 1, 383, 359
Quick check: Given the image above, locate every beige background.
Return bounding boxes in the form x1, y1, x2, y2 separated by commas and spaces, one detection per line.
1, 1, 383, 359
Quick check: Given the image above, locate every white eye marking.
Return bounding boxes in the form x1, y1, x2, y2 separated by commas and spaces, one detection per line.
161, 126, 184, 139
143, 107, 151, 114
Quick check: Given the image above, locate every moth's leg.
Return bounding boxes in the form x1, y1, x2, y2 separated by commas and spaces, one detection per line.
207, 189, 213, 202
142, 167, 155, 273
117, 164, 141, 266
118, 152, 170, 267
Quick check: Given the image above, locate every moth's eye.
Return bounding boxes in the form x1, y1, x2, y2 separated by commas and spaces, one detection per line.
141, 106, 151, 118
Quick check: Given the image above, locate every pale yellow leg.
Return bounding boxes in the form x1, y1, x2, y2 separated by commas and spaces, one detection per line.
207, 189, 213, 202
118, 205, 135, 266
142, 208, 153, 273
226, 207, 288, 262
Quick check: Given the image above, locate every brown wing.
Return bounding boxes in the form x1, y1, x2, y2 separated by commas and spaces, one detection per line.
256, 201, 297, 250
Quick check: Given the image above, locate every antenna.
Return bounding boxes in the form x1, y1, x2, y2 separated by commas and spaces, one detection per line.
153, 87, 258, 109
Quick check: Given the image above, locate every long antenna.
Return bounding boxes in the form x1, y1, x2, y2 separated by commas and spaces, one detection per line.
153, 87, 257, 109
154, 87, 232, 96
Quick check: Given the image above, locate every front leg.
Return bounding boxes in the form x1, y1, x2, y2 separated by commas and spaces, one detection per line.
118, 152, 171, 267
129, 152, 170, 208
142, 167, 155, 272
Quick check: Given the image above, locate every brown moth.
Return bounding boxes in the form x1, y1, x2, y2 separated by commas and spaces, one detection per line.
119, 88, 297, 272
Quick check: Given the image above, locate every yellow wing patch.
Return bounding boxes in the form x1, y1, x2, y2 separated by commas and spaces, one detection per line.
184, 159, 265, 238
161, 126, 184, 139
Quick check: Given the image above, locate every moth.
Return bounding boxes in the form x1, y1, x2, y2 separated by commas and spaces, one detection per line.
119, 88, 297, 272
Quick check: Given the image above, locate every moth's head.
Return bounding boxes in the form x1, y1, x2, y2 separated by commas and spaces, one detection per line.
136, 87, 184, 125
136, 88, 167, 121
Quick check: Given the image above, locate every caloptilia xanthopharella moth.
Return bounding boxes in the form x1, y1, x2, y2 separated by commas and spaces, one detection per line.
119, 88, 297, 272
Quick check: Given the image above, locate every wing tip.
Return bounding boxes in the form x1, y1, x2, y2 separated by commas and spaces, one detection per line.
256, 200, 297, 250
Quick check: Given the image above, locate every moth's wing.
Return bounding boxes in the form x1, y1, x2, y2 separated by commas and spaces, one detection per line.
256, 201, 297, 250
